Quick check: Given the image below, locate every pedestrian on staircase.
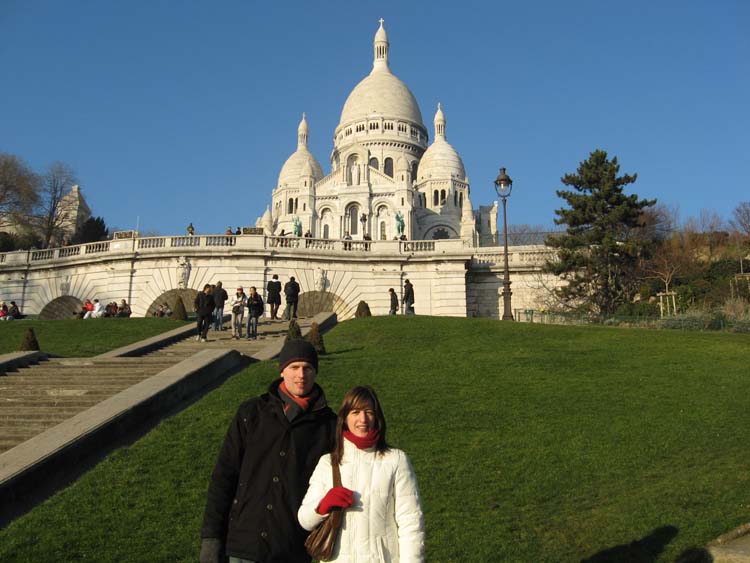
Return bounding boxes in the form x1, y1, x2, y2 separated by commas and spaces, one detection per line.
194, 284, 215, 342
246, 286, 264, 340
230, 287, 247, 339
212, 281, 228, 331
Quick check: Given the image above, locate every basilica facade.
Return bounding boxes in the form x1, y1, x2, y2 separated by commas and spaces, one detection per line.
258, 20, 498, 246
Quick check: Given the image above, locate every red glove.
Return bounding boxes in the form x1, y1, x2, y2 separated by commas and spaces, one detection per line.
316, 486, 354, 515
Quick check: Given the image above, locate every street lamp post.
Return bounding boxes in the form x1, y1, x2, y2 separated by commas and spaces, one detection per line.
494, 167, 514, 321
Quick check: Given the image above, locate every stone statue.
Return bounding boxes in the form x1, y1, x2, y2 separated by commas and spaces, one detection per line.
351, 162, 360, 185
292, 216, 302, 237
177, 256, 191, 289
315, 267, 326, 292
395, 211, 405, 236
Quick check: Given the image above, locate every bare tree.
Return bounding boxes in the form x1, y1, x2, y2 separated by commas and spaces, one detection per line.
37, 161, 77, 247
730, 202, 750, 239
0, 153, 40, 232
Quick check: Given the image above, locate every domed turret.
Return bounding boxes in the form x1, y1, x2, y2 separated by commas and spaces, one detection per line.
417, 103, 466, 181
277, 113, 323, 187
335, 20, 425, 148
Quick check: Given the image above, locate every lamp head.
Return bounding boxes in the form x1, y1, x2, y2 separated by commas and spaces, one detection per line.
494, 167, 513, 198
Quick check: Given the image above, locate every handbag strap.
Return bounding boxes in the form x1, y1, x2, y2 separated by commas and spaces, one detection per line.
329, 460, 344, 526
332, 458, 341, 487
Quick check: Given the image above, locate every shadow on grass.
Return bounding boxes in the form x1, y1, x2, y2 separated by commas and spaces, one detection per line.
320, 347, 364, 357
582, 525, 679, 562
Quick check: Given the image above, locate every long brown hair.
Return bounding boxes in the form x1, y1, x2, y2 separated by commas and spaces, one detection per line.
330, 385, 389, 466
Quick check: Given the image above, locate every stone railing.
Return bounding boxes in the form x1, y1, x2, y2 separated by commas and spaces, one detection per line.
0, 234, 486, 268
471, 245, 553, 269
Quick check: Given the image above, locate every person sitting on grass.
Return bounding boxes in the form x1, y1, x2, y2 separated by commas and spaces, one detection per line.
0, 302, 9, 321
116, 299, 132, 318
7, 301, 23, 320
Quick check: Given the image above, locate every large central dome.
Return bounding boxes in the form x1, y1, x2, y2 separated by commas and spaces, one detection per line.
337, 20, 424, 129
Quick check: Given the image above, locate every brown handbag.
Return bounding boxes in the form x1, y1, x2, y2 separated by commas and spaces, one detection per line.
304, 460, 343, 561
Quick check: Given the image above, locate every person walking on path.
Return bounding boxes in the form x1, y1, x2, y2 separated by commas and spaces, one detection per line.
403, 279, 415, 315
200, 340, 337, 563
298, 385, 425, 562
230, 287, 247, 339
194, 284, 215, 342
245, 286, 264, 340
266, 274, 282, 320
212, 281, 228, 331
284, 276, 301, 320
389, 287, 399, 315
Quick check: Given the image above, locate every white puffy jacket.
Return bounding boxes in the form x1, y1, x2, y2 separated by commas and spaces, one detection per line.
298, 439, 425, 562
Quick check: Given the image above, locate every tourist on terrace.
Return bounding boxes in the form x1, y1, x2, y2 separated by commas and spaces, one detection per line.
230, 287, 246, 339
246, 286, 264, 340
235, 227, 242, 235
284, 276, 301, 320
194, 284, 215, 342
7, 301, 23, 320
389, 287, 399, 315
187, 222, 195, 236
298, 385, 425, 562
225, 226, 233, 235
212, 281, 228, 331
266, 274, 282, 320
403, 279, 415, 315
200, 340, 336, 563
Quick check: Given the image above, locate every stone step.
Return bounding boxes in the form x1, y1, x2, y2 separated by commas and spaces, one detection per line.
0, 398, 103, 408
3, 374, 157, 384
0, 406, 86, 417
0, 388, 130, 400
0, 414, 74, 427
0, 425, 59, 438
14, 364, 173, 373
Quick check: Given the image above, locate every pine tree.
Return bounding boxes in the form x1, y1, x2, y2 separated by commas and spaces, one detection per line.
304, 322, 326, 354
286, 319, 303, 342
545, 150, 656, 316
355, 301, 372, 318
20, 328, 40, 351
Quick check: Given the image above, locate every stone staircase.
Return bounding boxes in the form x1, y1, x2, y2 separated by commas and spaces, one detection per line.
0, 317, 316, 455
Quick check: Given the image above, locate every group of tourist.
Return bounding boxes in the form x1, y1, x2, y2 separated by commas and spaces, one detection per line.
78, 298, 131, 319
192, 276, 302, 342
0, 301, 23, 320
200, 339, 425, 563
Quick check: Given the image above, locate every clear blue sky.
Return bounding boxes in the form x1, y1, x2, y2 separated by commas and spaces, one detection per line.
2, 1, 748, 236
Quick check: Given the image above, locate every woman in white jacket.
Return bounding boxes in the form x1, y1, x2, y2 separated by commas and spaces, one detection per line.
229, 287, 246, 339
298, 386, 425, 562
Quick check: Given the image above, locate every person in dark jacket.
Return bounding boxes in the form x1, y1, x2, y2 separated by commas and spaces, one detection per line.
388, 287, 399, 315
284, 276, 301, 320
403, 279, 415, 315
245, 286, 264, 340
212, 281, 229, 331
194, 284, 216, 342
266, 274, 282, 320
200, 340, 337, 563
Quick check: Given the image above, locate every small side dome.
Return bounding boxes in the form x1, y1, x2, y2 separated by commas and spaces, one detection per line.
277, 114, 324, 186
418, 104, 465, 181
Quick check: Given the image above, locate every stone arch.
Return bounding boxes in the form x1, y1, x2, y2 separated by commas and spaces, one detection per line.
425, 225, 457, 240
146, 288, 199, 317
297, 290, 347, 318
39, 296, 83, 320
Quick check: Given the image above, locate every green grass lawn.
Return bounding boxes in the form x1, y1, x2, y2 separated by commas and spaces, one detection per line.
0, 317, 748, 562
0, 318, 190, 357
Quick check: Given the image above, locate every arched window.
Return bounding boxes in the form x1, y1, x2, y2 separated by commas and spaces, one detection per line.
323, 225, 330, 239
384, 158, 393, 177
288, 198, 294, 214
440, 190, 446, 205
433, 190, 438, 206
369, 157, 379, 170
432, 228, 450, 240
349, 205, 359, 235
459, 193, 463, 208
380, 222, 386, 240
454, 191, 457, 206
411, 161, 419, 182
295, 198, 299, 213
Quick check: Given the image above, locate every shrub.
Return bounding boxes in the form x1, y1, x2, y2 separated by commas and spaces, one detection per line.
171, 298, 187, 321
286, 320, 302, 343
304, 322, 326, 354
355, 301, 372, 318
19, 328, 40, 351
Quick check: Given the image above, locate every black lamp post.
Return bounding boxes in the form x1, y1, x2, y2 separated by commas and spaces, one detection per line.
360, 213, 368, 239
494, 167, 514, 321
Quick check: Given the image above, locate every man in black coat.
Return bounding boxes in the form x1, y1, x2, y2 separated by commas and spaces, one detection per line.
194, 284, 216, 342
266, 274, 282, 320
283, 276, 301, 320
200, 340, 336, 563
212, 281, 229, 331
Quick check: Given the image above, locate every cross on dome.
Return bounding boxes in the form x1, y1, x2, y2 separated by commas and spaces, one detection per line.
373, 18, 390, 72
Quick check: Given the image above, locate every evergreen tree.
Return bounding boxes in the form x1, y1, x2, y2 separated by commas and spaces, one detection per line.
20, 328, 40, 351
355, 301, 372, 318
71, 216, 109, 244
545, 150, 656, 316
171, 298, 187, 321
286, 320, 303, 343
304, 322, 326, 354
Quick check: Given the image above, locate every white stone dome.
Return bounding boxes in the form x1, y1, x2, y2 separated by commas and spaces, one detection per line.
418, 104, 465, 181
277, 114, 324, 186
340, 71, 424, 126
338, 20, 424, 129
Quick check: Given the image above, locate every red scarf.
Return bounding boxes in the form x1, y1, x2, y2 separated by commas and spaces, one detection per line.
344, 429, 379, 449
279, 381, 313, 412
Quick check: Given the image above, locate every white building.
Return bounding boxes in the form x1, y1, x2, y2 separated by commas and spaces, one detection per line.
262, 20, 497, 245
